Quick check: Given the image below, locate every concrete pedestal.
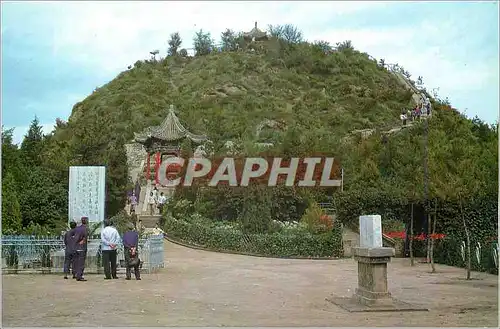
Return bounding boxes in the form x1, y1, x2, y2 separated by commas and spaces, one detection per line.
327, 247, 428, 312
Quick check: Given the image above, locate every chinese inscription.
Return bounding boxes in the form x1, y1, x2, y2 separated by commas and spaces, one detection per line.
68, 166, 105, 223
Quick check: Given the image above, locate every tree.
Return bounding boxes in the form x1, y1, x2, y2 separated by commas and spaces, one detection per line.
1, 127, 21, 179
427, 110, 488, 278
104, 140, 131, 217
336, 40, 354, 51
281, 24, 303, 44
20, 117, 45, 168
220, 29, 238, 52
312, 40, 332, 54
167, 32, 182, 56
267, 24, 303, 44
193, 29, 214, 56
17, 166, 67, 228
267, 24, 284, 39
150, 50, 159, 61
1, 172, 22, 234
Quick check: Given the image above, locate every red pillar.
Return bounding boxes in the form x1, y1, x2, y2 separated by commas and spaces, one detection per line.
145, 153, 151, 180
155, 152, 161, 185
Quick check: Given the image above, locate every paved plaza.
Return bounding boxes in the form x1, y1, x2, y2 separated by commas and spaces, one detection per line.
2, 241, 498, 327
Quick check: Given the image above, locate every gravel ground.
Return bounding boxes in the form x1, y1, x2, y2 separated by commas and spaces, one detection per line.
2, 241, 498, 327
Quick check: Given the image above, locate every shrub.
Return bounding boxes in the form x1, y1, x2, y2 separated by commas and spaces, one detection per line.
164, 214, 343, 258
301, 202, 332, 234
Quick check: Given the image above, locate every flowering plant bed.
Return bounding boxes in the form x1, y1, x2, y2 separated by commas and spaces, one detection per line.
384, 231, 446, 240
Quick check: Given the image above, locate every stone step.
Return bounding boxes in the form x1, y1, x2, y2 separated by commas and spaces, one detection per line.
139, 215, 162, 228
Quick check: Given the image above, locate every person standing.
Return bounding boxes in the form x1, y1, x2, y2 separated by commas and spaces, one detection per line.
129, 192, 138, 214
157, 192, 166, 215
137, 219, 145, 236
123, 223, 141, 280
74, 217, 89, 282
100, 219, 121, 280
131, 210, 138, 230
63, 221, 77, 280
400, 112, 407, 127
148, 192, 156, 215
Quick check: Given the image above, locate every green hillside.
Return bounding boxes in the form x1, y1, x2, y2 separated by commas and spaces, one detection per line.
2, 26, 497, 260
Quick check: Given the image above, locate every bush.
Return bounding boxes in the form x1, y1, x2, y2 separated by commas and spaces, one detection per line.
300, 202, 332, 234
164, 214, 344, 258
431, 236, 498, 275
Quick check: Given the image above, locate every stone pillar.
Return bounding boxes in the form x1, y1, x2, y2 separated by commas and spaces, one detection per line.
352, 215, 395, 306
353, 246, 395, 305
327, 214, 428, 312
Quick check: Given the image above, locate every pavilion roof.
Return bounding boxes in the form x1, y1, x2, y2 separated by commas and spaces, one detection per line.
134, 105, 208, 144
243, 22, 268, 41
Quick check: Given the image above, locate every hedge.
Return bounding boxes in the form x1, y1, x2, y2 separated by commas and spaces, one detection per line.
164, 217, 344, 258
431, 237, 498, 275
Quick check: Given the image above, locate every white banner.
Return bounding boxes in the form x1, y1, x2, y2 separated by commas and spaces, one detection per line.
68, 166, 106, 223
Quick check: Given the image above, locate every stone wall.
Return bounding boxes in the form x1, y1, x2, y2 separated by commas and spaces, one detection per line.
125, 143, 147, 182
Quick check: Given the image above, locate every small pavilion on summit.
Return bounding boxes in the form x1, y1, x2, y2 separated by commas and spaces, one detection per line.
134, 104, 207, 185
242, 22, 268, 42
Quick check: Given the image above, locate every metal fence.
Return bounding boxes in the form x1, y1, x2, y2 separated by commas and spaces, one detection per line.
1, 234, 165, 274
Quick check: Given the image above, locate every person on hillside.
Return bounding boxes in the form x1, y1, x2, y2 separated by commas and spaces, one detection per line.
157, 192, 167, 215
406, 109, 412, 122
73, 217, 89, 282
63, 221, 77, 280
129, 192, 137, 214
100, 219, 121, 280
400, 112, 407, 127
123, 223, 141, 280
415, 105, 421, 120
148, 191, 156, 215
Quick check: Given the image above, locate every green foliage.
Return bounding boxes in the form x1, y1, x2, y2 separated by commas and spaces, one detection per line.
237, 185, 273, 234
164, 214, 343, 258
433, 237, 498, 275
268, 24, 303, 44
301, 202, 330, 234
336, 186, 407, 229
193, 29, 215, 56
167, 32, 182, 56
1, 172, 22, 234
17, 165, 68, 228
220, 29, 239, 52
20, 116, 45, 167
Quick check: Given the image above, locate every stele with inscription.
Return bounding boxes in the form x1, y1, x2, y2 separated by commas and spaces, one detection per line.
68, 166, 106, 224
359, 215, 383, 248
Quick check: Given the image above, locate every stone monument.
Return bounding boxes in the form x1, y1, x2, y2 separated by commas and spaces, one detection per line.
327, 215, 428, 312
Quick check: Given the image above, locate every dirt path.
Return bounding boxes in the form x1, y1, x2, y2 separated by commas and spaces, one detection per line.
2, 241, 498, 327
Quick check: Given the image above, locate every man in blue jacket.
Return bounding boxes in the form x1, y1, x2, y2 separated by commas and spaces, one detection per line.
123, 223, 141, 280
63, 221, 77, 279
74, 217, 89, 282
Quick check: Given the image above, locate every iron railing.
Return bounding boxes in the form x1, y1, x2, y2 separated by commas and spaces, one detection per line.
1, 234, 165, 274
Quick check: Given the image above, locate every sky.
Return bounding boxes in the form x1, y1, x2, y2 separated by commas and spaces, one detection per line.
1, 1, 499, 145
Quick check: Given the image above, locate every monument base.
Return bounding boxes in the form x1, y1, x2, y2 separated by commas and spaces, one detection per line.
327, 246, 428, 312
326, 295, 428, 312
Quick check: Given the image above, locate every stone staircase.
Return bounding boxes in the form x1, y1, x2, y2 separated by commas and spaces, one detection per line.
139, 215, 161, 228
131, 180, 175, 228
